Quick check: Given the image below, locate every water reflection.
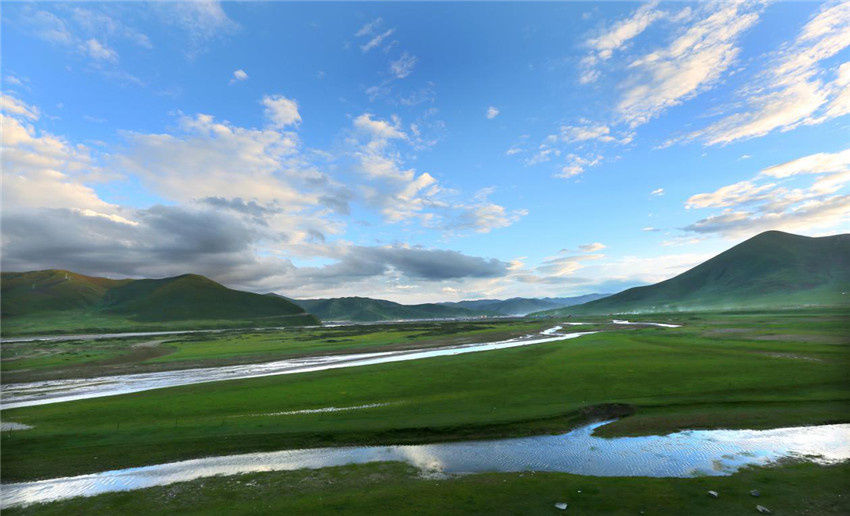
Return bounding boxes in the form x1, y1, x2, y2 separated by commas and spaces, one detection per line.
3, 421, 847, 508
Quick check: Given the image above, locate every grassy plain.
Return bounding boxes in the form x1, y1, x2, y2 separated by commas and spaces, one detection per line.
2, 310, 848, 485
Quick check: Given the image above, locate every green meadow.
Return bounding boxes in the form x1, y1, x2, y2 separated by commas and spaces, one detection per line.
3, 310, 848, 490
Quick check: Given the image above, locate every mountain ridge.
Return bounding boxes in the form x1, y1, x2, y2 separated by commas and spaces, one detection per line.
287, 296, 491, 322
1, 270, 318, 334
439, 294, 610, 316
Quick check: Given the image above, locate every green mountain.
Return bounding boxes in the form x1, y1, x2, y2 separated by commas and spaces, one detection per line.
289, 296, 489, 322
441, 294, 609, 316
533, 231, 850, 316
1, 270, 318, 334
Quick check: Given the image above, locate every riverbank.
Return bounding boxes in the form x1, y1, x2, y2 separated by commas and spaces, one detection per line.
6, 460, 849, 515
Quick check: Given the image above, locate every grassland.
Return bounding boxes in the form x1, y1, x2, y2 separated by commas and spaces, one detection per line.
7, 461, 848, 515
2, 310, 848, 485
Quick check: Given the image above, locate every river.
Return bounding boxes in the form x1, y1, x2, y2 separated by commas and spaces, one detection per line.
3, 420, 847, 509
1, 328, 595, 409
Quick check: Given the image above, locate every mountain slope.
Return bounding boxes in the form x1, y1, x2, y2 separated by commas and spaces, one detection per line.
291, 297, 489, 322
0, 270, 130, 316
1, 270, 318, 333
101, 274, 311, 322
534, 231, 850, 316
441, 294, 610, 316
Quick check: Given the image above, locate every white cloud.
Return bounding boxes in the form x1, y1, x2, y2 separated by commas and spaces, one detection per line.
262, 95, 301, 128
528, 120, 628, 180
355, 18, 383, 38
685, 198, 850, 237
160, 0, 239, 57
587, 2, 663, 59
1, 94, 40, 120
580, 1, 675, 83
527, 146, 560, 166
390, 52, 417, 79
1, 94, 120, 220
81, 38, 117, 62
690, 1, 850, 145
118, 113, 318, 209
351, 114, 524, 232
552, 120, 633, 144
558, 122, 612, 142
617, 1, 760, 128
579, 242, 606, 252
686, 180, 775, 209
231, 69, 248, 82
5, 74, 25, 87
451, 190, 528, 234
361, 28, 395, 53
684, 148, 850, 237
353, 113, 406, 141
556, 153, 602, 179
651, 188, 665, 196
760, 148, 850, 178
486, 106, 500, 119
23, 8, 122, 63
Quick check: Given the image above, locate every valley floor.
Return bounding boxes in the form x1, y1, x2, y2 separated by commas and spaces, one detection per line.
1, 309, 848, 513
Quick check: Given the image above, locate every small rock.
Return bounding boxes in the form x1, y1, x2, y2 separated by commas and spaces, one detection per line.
554, 502, 568, 510
756, 505, 771, 514
750, 489, 761, 497
708, 490, 719, 498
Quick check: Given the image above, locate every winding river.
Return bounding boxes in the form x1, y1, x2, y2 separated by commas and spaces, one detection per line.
2, 420, 848, 509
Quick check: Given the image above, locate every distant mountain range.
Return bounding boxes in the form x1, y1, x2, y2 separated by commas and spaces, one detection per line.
532, 231, 850, 316
1, 270, 317, 334
438, 294, 609, 316
285, 294, 611, 322
5, 231, 844, 333
283, 296, 488, 322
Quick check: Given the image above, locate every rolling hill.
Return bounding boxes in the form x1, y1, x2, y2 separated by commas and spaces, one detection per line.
440, 294, 610, 316
1, 270, 318, 335
288, 296, 489, 322
533, 231, 850, 316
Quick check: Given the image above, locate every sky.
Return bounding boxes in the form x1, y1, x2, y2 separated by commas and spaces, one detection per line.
2, 1, 849, 303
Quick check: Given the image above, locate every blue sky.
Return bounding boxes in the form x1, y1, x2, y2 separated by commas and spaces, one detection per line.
2, 1, 849, 302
